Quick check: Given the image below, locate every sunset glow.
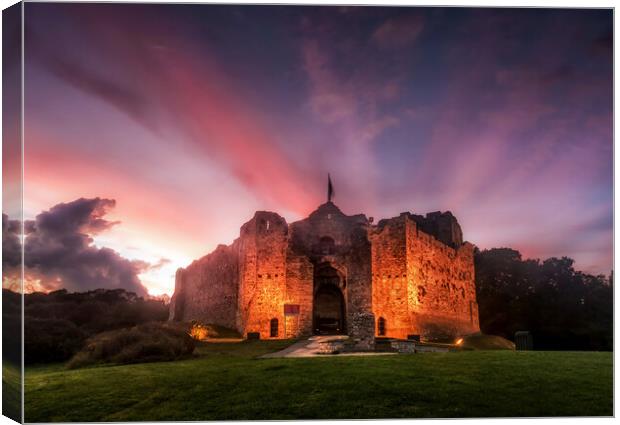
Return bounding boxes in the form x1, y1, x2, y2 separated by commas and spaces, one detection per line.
8, 4, 612, 297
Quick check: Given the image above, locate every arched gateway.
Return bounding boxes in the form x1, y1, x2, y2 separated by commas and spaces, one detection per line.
313, 264, 346, 335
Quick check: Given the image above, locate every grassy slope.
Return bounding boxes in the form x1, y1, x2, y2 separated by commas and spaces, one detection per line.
25, 341, 612, 421
2, 361, 22, 422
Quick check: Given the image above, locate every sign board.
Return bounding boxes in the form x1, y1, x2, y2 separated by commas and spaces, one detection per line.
284, 304, 300, 315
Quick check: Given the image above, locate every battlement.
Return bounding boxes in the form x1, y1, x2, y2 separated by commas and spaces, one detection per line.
409, 211, 463, 248
240, 211, 288, 237
374, 210, 464, 249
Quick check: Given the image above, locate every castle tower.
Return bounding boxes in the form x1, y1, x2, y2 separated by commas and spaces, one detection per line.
237, 212, 288, 338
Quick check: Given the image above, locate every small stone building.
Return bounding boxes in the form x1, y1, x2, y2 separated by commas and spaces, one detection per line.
169, 202, 479, 344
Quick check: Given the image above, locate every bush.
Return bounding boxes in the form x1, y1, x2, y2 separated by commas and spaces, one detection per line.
458, 333, 515, 350
67, 322, 195, 369
188, 321, 241, 340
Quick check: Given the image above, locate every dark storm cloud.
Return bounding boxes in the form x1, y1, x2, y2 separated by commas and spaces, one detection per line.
2, 213, 22, 270
20, 198, 148, 296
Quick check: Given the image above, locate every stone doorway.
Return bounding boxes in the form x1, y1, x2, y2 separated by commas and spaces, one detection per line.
313, 265, 346, 335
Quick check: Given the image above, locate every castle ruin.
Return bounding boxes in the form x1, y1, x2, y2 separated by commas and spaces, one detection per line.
169, 195, 480, 347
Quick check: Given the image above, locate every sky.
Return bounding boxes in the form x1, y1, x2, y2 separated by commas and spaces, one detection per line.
4, 3, 613, 296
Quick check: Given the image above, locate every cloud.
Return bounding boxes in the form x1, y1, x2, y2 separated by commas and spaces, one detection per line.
372, 14, 424, 49
42, 56, 152, 131
26, 6, 321, 215
2, 214, 23, 292
299, 31, 404, 211
302, 40, 356, 123
10, 198, 149, 296
23, 5, 612, 277
2, 214, 22, 269
409, 10, 612, 213
30, 197, 119, 236
147, 258, 171, 270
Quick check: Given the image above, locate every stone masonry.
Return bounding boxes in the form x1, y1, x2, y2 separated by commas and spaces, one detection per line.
169, 202, 480, 342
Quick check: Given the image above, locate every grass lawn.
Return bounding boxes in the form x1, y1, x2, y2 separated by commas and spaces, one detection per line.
24, 340, 612, 421
3, 361, 22, 422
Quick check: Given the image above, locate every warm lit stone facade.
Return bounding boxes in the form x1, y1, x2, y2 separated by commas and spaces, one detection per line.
170, 202, 479, 344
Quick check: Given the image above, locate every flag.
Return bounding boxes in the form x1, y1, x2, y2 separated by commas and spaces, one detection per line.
328, 173, 334, 202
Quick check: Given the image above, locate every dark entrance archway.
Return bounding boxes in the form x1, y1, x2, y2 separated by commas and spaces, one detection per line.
313, 264, 346, 335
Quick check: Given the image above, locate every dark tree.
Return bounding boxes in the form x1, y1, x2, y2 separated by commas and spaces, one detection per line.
3, 288, 170, 364
475, 248, 612, 350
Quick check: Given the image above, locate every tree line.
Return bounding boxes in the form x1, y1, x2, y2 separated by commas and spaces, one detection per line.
3, 288, 169, 365
475, 248, 612, 351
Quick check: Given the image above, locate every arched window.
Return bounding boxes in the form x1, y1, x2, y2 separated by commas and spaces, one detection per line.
319, 236, 335, 255
270, 318, 279, 337
378, 317, 386, 336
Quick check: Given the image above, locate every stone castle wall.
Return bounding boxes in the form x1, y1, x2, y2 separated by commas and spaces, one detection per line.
370, 215, 411, 339
370, 213, 479, 340
283, 252, 314, 337
237, 212, 289, 339
170, 202, 480, 342
288, 202, 373, 341
168, 244, 238, 330
406, 217, 479, 340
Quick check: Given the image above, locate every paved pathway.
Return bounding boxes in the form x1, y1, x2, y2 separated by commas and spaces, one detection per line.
261, 335, 397, 358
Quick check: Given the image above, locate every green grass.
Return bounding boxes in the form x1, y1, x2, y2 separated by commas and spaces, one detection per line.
3, 361, 22, 422
24, 341, 612, 421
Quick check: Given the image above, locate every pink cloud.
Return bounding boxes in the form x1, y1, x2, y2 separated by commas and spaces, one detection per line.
28, 8, 322, 217
23, 5, 611, 281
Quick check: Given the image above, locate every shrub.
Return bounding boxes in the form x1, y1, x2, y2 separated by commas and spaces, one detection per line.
188, 321, 241, 340
67, 322, 195, 369
458, 333, 515, 350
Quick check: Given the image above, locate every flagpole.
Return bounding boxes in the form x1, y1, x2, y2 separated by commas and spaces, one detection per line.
328, 173, 330, 203
327, 173, 334, 203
